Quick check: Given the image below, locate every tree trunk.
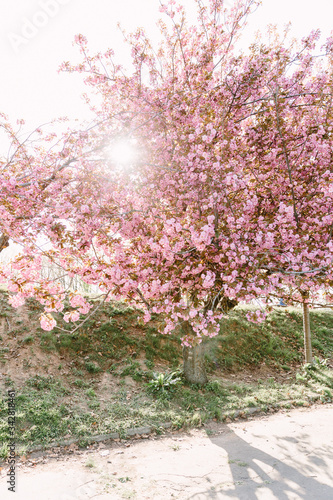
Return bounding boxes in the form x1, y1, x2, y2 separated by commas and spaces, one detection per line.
0, 233, 9, 253
182, 342, 208, 385
302, 300, 313, 364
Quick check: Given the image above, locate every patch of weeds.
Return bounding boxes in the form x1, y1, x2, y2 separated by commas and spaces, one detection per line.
74, 379, 90, 388
267, 377, 277, 388
84, 361, 101, 374
21, 335, 34, 345
88, 401, 100, 410
120, 360, 145, 381
40, 332, 57, 351
147, 370, 182, 396
296, 372, 308, 384
3, 376, 14, 387
228, 459, 248, 467
205, 380, 228, 397
71, 368, 85, 377
0, 442, 9, 460
14, 396, 71, 443
108, 364, 120, 375
23, 358, 32, 370
0, 347, 9, 364
78, 438, 89, 448
85, 457, 96, 468
17, 444, 28, 457
170, 415, 186, 429
243, 396, 257, 407
294, 399, 307, 407
212, 407, 224, 421
85, 388, 96, 398
320, 388, 332, 402
190, 412, 203, 426
144, 359, 154, 369
58, 335, 75, 350
26, 375, 68, 394
229, 383, 249, 396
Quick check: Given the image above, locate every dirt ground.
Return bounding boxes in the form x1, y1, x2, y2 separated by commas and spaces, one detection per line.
0, 403, 332, 500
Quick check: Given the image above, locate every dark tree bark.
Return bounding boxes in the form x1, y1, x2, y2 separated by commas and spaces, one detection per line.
0, 233, 9, 253
183, 343, 208, 385
182, 321, 208, 385
302, 300, 313, 364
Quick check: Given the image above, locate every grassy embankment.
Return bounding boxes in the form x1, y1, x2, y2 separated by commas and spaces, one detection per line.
0, 291, 332, 458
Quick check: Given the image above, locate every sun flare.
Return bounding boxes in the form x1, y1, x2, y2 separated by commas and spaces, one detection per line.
107, 138, 138, 167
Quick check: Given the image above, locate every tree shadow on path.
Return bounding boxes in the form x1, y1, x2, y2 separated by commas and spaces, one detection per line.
187, 426, 333, 499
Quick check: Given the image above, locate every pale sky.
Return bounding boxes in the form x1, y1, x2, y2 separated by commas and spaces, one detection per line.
1, 0, 333, 133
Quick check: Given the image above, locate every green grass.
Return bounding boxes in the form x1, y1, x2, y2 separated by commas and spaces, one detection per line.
32, 302, 182, 370
32, 304, 333, 376
0, 291, 332, 458
0, 363, 332, 456
16, 295, 333, 373
204, 307, 333, 371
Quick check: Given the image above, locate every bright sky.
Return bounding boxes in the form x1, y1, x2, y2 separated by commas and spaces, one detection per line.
1, 0, 333, 132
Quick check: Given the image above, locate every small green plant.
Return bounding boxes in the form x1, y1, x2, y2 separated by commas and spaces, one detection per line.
22, 335, 34, 344
320, 388, 332, 402
145, 359, 154, 369
17, 445, 28, 457
147, 370, 182, 395
40, 332, 57, 351
205, 380, 227, 396
313, 356, 328, 367
228, 459, 248, 467
296, 372, 308, 383
267, 377, 276, 388
4, 376, 14, 387
74, 379, 89, 388
78, 438, 89, 448
88, 401, 100, 410
0, 442, 9, 460
85, 388, 96, 398
26, 375, 55, 390
120, 360, 144, 381
72, 368, 85, 377
190, 412, 203, 426
85, 457, 96, 468
84, 361, 101, 373
304, 362, 318, 372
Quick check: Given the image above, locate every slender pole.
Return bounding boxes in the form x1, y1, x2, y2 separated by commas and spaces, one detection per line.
302, 300, 313, 364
